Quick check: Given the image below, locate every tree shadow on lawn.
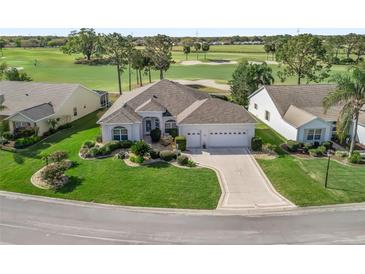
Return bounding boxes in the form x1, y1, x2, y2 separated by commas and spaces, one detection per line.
13, 153, 25, 164
145, 161, 171, 169
56, 176, 83, 194
327, 186, 365, 195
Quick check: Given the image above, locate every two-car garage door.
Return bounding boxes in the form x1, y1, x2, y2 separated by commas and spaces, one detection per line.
185, 128, 250, 148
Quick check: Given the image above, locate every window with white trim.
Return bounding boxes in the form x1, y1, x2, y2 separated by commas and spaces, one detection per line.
306, 129, 323, 141
14, 121, 31, 129
165, 119, 177, 133
112, 126, 128, 141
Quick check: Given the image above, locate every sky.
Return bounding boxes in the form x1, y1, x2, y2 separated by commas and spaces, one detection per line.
1, 28, 365, 37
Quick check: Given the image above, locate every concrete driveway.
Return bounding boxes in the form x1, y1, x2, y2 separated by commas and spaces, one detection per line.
187, 148, 294, 210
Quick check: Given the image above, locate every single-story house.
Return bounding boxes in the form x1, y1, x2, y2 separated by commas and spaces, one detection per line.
0, 81, 109, 136
248, 84, 365, 145
98, 80, 256, 148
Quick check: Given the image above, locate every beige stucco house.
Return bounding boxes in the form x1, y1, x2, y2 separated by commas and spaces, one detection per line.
0, 81, 108, 136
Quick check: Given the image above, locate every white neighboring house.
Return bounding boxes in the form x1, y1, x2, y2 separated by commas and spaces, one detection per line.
248, 84, 365, 145
0, 81, 109, 136
98, 80, 256, 148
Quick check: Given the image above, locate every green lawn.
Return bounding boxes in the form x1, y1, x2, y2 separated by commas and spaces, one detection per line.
255, 123, 365, 206
1, 48, 351, 92
0, 112, 221, 209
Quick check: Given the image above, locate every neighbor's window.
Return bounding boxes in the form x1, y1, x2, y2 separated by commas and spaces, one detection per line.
265, 110, 270, 121
306, 129, 322, 141
73, 107, 78, 116
113, 126, 128, 141
254, 103, 258, 110
14, 121, 31, 128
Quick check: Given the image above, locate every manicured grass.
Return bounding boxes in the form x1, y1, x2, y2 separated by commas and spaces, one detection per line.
0, 112, 221, 209
1, 48, 351, 92
255, 123, 365, 206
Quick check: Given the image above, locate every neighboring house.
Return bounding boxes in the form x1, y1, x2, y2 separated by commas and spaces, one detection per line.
248, 84, 365, 145
0, 81, 108, 136
98, 80, 256, 148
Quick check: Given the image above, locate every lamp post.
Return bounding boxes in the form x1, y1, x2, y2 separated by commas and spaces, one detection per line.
324, 150, 332, 188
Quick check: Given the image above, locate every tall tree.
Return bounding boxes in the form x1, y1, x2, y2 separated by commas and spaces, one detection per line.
61, 28, 102, 60
103, 33, 128, 95
353, 36, 365, 63
131, 49, 145, 87
144, 34, 173, 80
193, 42, 201, 60
323, 67, 365, 156
327, 35, 344, 59
0, 39, 6, 57
275, 34, 331, 85
344, 33, 360, 59
142, 53, 153, 83
201, 42, 210, 60
229, 61, 274, 108
183, 45, 191, 60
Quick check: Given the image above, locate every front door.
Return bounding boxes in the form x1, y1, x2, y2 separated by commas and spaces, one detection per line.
145, 119, 152, 134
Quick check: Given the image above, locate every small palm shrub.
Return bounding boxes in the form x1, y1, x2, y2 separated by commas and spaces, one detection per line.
83, 140, 95, 148
187, 160, 197, 167
130, 155, 144, 164
149, 149, 160, 159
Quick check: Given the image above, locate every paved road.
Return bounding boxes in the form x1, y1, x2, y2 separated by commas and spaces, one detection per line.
1, 192, 365, 244
188, 148, 293, 209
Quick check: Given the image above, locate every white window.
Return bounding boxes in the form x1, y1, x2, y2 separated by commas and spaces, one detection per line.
165, 119, 177, 129
73, 107, 78, 116
113, 126, 128, 141
14, 121, 31, 129
306, 129, 323, 141
254, 103, 258, 110
265, 110, 270, 121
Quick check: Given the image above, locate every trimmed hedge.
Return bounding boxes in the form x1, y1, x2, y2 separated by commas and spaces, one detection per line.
175, 136, 187, 151
14, 135, 41, 149
251, 137, 262, 151
349, 152, 362, 164
150, 128, 161, 142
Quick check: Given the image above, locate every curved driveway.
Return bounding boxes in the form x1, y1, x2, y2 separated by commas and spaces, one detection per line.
1, 192, 365, 244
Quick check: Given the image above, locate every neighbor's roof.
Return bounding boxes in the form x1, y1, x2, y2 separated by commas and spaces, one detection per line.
283, 105, 317, 128
178, 98, 256, 124
0, 81, 86, 117
17, 102, 55, 121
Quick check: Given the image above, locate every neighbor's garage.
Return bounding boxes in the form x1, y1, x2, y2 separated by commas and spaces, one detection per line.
180, 124, 255, 148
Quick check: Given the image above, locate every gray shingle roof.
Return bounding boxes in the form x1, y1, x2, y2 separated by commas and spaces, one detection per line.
0, 81, 82, 116
99, 80, 255, 125
18, 102, 55, 121
178, 98, 256, 124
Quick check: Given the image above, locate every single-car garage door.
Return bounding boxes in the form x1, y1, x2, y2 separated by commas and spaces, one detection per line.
207, 129, 249, 147
186, 130, 201, 148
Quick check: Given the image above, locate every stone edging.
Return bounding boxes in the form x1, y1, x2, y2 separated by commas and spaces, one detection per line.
30, 166, 52, 190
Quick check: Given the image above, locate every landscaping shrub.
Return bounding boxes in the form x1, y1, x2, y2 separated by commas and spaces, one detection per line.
88, 147, 101, 157
14, 127, 35, 138
82, 140, 96, 148
58, 123, 72, 130
322, 141, 332, 150
175, 136, 187, 151
317, 145, 327, 155
115, 151, 127, 160
0, 138, 8, 145
150, 128, 161, 142
308, 146, 326, 157
251, 137, 263, 151
165, 128, 178, 138
129, 155, 144, 164
149, 149, 160, 159
120, 140, 133, 148
349, 152, 362, 164
131, 140, 150, 156
104, 140, 121, 151
187, 160, 197, 167
49, 151, 68, 162
303, 143, 312, 154
160, 135, 173, 146
264, 143, 278, 154
2, 131, 13, 140
14, 135, 41, 148
313, 141, 320, 148
177, 155, 189, 166
96, 135, 103, 143
41, 162, 69, 190
286, 140, 300, 152
159, 150, 175, 161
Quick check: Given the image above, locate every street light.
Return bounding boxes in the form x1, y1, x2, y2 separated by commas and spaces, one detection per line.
324, 150, 332, 188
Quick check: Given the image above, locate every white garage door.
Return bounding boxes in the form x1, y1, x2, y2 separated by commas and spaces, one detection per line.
186, 130, 201, 148
207, 129, 249, 147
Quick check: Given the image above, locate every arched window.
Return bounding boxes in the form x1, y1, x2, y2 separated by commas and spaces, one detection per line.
112, 126, 128, 141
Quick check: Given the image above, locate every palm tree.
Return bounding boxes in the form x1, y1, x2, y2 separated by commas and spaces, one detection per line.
323, 67, 365, 156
